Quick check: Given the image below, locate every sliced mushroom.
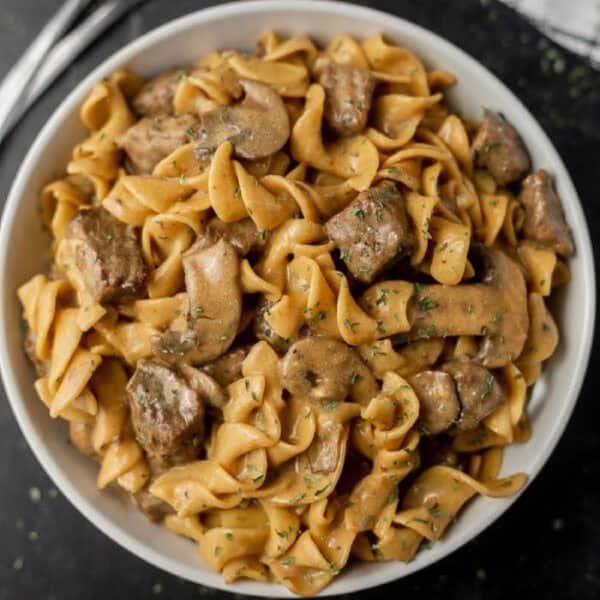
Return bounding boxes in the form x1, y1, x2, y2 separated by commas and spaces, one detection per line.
407, 370, 460, 434
307, 419, 343, 473
152, 239, 242, 365
190, 216, 268, 257
279, 337, 378, 404
441, 359, 505, 431
195, 78, 290, 160
179, 364, 227, 410
407, 246, 528, 368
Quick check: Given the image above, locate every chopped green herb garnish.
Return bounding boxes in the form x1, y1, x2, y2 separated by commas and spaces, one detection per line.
350, 371, 362, 385
417, 296, 439, 311
491, 308, 507, 323
479, 374, 495, 399
343, 319, 358, 332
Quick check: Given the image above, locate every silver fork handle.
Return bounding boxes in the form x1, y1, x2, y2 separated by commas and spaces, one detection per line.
0, 0, 92, 143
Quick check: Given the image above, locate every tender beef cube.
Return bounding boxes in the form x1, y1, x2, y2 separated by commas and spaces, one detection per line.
408, 370, 460, 434
64, 206, 146, 303
116, 113, 198, 174
441, 359, 505, 431
190, 217, 268, 257
202, 346, 249, 387
253, 297, 295, 354
472, 110, 530, 185
325, 182, 414, 284
127, 360, 204, 466
132, 69, 185, 117
319, 63, 375, 136
152, 239, 242, 365
520, 169, 574, 257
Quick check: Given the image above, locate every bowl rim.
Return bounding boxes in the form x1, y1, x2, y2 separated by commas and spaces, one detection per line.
0, 1, 595, 597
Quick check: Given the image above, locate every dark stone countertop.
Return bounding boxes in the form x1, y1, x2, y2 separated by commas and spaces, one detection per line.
0, 1, 598, 599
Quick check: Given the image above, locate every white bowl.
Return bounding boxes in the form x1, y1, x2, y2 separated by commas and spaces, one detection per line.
0, 1, 595, 596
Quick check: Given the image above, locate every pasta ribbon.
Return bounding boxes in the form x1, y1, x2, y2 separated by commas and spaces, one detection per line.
290, 84, 379, 191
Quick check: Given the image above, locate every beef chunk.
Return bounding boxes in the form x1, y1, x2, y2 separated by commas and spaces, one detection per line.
63, 206, 146, 303
132, 69, 185, 117
441, 359, 505, 431
319, 63, 375, 136
190, 217, 268, 257
325, 182, 414, 284
472, 110, 530, 185
520, 169, 574, 257
127, 360, 204, 466
116, 113, 198, 174
408, 370, 460, 434
202, 346, 249, 387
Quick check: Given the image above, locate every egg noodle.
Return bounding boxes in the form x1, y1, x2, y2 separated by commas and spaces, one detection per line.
17, 31, 572, 595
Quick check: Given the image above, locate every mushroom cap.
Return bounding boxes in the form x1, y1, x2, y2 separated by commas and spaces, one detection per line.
407, 245, 529, 368
279, 337, 376, 404
474, 245, 529, 367
408, 370, 460, 434
195, 78, 290, 160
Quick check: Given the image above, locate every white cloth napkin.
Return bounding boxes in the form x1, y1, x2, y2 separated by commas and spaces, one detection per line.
501, 0, 600, 66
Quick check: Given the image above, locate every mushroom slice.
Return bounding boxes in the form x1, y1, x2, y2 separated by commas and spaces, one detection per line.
441, 359, 505, 431
407, 246, 528, 368
179, 364, 227, 410
307, 419, 343, 473
407, 370, 460, 434
152, 239, 242, 365
195, 78, 290, 160
279, 337, 378, 404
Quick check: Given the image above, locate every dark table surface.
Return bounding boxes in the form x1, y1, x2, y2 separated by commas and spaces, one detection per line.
0, 1, 599, 599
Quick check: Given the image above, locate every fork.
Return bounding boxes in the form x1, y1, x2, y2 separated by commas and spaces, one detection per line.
0, 0, 146, 146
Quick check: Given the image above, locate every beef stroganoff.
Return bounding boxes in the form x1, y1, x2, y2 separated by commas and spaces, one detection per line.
17, 31, 574, 595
